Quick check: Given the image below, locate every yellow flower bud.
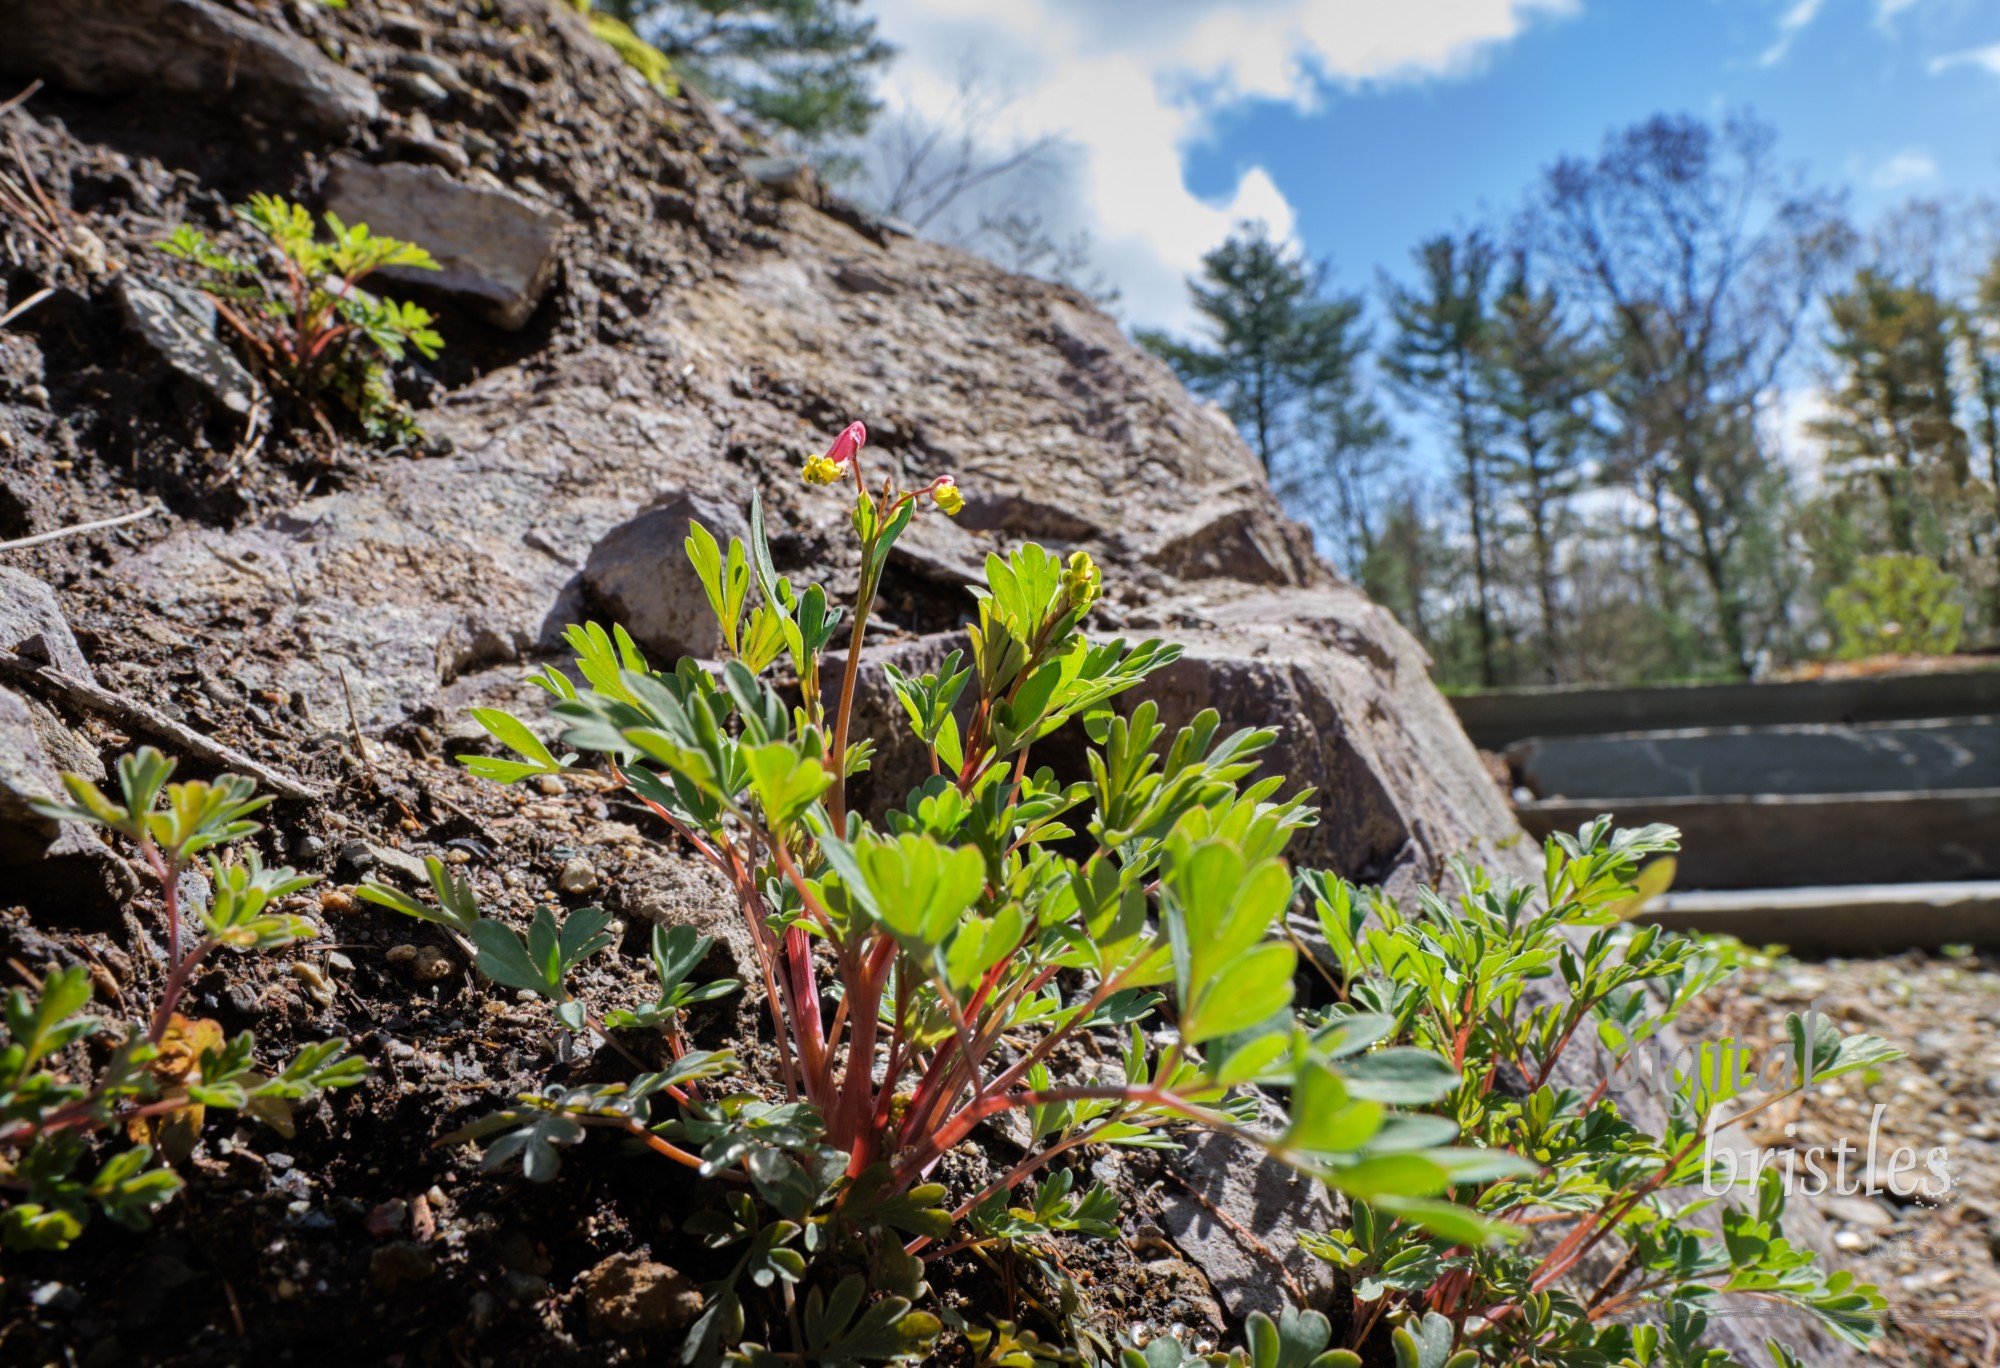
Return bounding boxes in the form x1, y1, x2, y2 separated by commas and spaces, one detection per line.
1062, 550, 1100, 615
932, 477, 964, 516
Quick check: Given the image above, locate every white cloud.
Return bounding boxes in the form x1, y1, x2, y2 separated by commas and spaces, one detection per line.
862, 0, 1578, 333
1867, 147, 1939, 189
1930, 43, 2000, 77
1759, 0, 1827, 66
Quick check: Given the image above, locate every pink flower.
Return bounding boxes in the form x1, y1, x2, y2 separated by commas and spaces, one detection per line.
824, 421, 866, 469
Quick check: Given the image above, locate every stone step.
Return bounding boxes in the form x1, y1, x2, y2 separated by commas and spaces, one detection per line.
1516, 789, 2000, 889
1642, 881, 2000, 954
1509, 716, 2000, 800
1452, 667, 2000, 750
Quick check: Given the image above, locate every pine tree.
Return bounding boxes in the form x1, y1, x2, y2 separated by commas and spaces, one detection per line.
1813, 268, 1967, 556
1138, 224, 1323, 472
1140, 224, 1394, 577
1485, 255, 1602, 682
1383, 231, 1503, 688
600, 0, 893, 142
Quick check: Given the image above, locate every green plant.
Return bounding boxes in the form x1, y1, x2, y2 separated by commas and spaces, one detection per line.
0, 749, 367, 1249
1824, 551, 1966, 659
1299, 821, 1897, 1364
568, 0, 677, 93
438, 420, 1505, 1359
161, 194, 443, 441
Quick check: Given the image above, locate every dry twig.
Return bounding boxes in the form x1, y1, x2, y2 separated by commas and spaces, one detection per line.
0, 501, 162, 552
0, 648, 321, 800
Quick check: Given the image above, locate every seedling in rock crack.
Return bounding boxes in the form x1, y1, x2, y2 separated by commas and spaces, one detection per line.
472, 904, 615, 1032
358, 861, 612, 1032
160, 193, 443, 441
602, 924, 739, 1032
0, 749, 366, 1249
356, 854, 483, 939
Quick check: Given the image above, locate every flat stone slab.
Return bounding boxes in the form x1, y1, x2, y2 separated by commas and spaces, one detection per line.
0, 0, 379, 135
1510, 716, 2000, 800
1454, 668, 2000, 750
115, 273, 260, 415
324, 158, 564, 330
1518, 789, 2000, 889
1645, 881, 2000, 954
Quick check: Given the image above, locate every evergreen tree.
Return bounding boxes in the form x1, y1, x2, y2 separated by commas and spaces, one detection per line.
601, 0, 893, 141
1812, 268, 1967, 556
1140, 223, 1394, 575
1138, 224, 1323, 472
1485, 254, 1602, 682
1382, 231, 1503, 688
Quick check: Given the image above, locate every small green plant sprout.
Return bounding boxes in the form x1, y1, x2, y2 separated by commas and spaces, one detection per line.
1825, 551, 1966, 659
1, 748, 366, 1249
358, 856, 612, 1031
601, 924, 740, 1032
160, 193, 443, 441
360, 855, 740, 1045
1299, 819, 1899, 1363
445, 419, 1509, 1355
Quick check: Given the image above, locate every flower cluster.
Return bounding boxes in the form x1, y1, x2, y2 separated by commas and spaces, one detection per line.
799, 420, 963, 517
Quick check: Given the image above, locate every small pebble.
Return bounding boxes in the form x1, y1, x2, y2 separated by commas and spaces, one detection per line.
290, 962, 336, 1009
385, 944, 418, 965
558, 858, 599, 895
327, 952, 355, 973
1834, 1230, 1869, 1252
535, 774, 567, 796
411, 947, 454, 982
444, 848, 472, 865
319, 889, 356, 914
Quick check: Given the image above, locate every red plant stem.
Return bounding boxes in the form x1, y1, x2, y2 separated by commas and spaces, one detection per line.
898, 962, 1098, 1159
826, 541, 876, 833
147, 942, 211, 1047
832, 935, 898, 1166
909, 1123, 1115, 1257
892, 1082, 1243, 1192
1531, 996, 1604, 1091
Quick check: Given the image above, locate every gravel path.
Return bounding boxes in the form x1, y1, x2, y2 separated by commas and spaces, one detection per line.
1682, 950, 2000, 1366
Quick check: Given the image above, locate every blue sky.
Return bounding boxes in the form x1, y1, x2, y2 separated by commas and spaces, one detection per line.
864, 0, 2000, 333
1182, 0, 2000, 305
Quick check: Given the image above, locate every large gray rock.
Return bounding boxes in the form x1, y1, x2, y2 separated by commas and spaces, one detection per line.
114, 273, 260, 416
1158, 1103, 1341, 1320
324, 158, 565, 331
580, 492, 747, 663
0, 574, 120, 911
0, 566, 93, 679
0, 0, 379, 135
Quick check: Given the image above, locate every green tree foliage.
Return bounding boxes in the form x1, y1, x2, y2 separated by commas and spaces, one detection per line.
1812, 269, 1968, 556
1383, 231, 1504, 687
599, 0, 892, 141
1138, 223, 1395, 575
1825, 552, 1966, 659
1484, 255, 1603, 682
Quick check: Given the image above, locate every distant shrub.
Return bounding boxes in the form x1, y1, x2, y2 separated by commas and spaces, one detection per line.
1825, 552, 1965, 660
